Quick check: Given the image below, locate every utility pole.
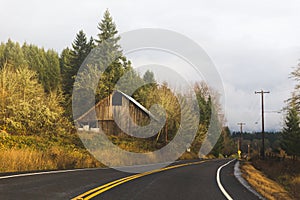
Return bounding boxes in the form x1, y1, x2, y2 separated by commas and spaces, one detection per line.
237, 123, 245, 158
237, 122, 246, 134
248, 144, 251, 161
255, 90, 270, 160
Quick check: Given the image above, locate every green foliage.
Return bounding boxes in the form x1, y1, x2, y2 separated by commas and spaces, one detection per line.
94, 10, 131, 100
96, 9, 120, 45
116, 68, 144, 94
60, 48, 72, 92
0, 39, 26, 68
61, 30, 94, 96
0, 65, 69, 135
130, 70, 157, 106
210, 126, 235, 157
194, 83, 212, 127
74, 9, 133, 117
143, 70, 156, 83
0, 10, 228, 162
231, 131, 282, 156
0, 40, 61, 92
281, 100, 300, 158
43, 49, 61, 93
0, 132, 102, 172
60, 30, 94, 119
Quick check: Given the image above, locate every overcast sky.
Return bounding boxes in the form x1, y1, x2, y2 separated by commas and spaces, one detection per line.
1, 0, 300, 132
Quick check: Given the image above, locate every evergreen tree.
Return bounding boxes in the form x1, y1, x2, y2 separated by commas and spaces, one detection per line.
0, 40, 61, 93
93, 10, 130, 100
194, 83, 212, 127
22, 44, 47, 88
62, 30, 94, 96
44, 49, 61, 92
220, 127, 235, 156
281, 99, 300, 159
131, 70, 157, 105
70, 31, 94, 77
60, 47, 72, 95
0, 39, 26, 69
116, 68, 144, 95
60, 31, 94, 120
207, 104, 223, 157
143, 70, 156, 83
95, 9, 120, 46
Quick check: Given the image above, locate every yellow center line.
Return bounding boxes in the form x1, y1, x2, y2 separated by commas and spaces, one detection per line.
72, 160, 206, 200
71, 174, 142, 199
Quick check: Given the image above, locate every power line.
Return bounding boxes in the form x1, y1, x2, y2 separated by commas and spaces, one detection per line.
255, 90, 270, 160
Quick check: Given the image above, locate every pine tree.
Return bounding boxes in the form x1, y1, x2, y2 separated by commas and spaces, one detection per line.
70, 30, 94, 74
44, 49, 61, 92
143, 70, 155, 83
62, 30, 94, 96
60, 31, 94, 119
281, 99, 300, 160
95, 9, 120, 46
0, 39, 26, 69
60, 48, 72, 95
0, 41, 61, 93
73, 10, 136, 117
131, 70, 157, 105
94, 10, 130, 100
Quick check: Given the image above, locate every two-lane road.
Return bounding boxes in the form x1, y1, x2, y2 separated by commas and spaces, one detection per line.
0, 159, 259, 200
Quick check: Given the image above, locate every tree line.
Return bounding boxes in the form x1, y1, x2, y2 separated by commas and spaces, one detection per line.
0, 9, 231, 157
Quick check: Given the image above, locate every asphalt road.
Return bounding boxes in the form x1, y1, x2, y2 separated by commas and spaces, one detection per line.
0, 159, 260, 200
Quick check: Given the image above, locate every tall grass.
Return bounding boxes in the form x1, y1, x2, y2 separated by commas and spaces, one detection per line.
0, 131, 103, 173
0, 147, 102, 172
241, 162, 292, 200
252, 159, 300, 200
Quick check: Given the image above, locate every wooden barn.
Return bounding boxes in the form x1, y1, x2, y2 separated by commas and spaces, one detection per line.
75, 90, 155, 135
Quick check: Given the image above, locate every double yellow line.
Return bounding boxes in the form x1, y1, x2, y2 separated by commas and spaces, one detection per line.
72, 160, 206, 200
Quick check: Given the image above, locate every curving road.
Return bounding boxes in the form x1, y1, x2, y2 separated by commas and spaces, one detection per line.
0, 159, 260, 200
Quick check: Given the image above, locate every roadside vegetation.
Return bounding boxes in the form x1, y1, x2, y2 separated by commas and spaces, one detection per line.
0, 130, 102, 172
237, 62, 300, 200
0, 10, 231, 172
241, 161, 293, 200
1, 10, 298, 189
250, 159, 300, 200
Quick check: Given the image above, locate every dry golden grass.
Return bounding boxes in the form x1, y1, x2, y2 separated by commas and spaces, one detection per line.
0, 147, 102, 173
0, 131, 104, 172
252, 159, 300, 199
289, 176, 300, 198
178, 151, 198, 160
241, 162, 293, 200
291, 176, 300, 185
0, 148, 51, 172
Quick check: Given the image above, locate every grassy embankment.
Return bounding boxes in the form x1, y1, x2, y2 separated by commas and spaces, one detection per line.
241, 159, 300, 200
0, 130, 201, 172
0, 130, 103, 172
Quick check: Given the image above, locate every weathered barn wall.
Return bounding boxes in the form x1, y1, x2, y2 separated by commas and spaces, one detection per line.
76, 91, 151, 136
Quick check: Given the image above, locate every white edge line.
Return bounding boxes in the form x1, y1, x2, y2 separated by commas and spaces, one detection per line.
234, 161, 266, 200
216, 159, 236, 200
0, 167, 104, 180
0, 160, 183, 180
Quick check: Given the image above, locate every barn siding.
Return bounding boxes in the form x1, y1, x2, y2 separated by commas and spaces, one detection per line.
77, 91, 152, 136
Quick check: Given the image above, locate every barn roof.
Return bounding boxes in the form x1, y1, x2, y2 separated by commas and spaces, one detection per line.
75, 90, 158, 122
116, 90, 157, 120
